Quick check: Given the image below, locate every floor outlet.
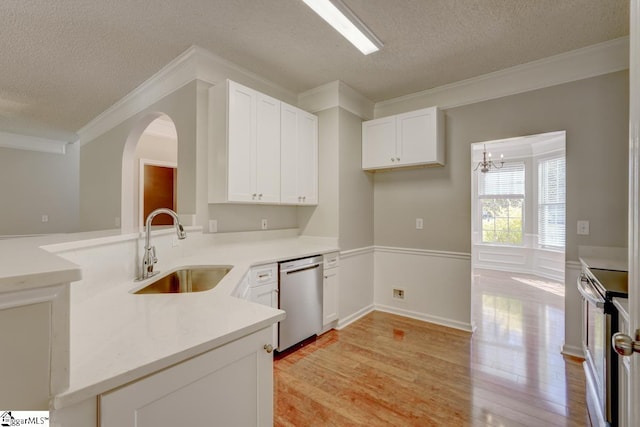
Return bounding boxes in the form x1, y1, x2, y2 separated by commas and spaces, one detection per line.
393, 288, 405, 299
261, 219, 268, 230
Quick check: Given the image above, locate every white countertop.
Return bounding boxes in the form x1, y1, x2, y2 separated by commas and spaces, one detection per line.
578, 245, 628, 272
0, 229, 338, 409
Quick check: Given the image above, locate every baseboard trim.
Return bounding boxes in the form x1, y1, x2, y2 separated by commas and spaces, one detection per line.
375, 304, 473, 333
336, 304, 375, 330
561, 344, 584, 359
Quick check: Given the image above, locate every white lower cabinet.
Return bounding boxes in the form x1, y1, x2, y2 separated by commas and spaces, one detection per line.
248, 263, 279, 348
322, 253, 340, 326
99, 327, 274, 427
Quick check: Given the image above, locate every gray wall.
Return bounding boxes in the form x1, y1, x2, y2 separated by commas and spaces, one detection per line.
0, 143, 79, 235
80, 81, 199, 231
298, 106, 374, 250
374, 71, 629, 261
299, 108, 340, 238
80, 79, 300, 233
338, 108, 374, 250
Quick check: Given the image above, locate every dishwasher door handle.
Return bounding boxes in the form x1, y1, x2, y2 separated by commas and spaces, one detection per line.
284, 263, 321, 275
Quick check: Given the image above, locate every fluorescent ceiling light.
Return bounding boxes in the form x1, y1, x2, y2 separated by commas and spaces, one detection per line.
302, 0, 383, 55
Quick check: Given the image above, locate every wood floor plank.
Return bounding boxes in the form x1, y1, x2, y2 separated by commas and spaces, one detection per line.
274, 269, 587, 426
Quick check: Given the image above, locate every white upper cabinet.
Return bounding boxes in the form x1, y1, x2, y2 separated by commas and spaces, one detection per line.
281, 103, 318, 205
210, 80, 281, 204
362, 106, 444, 171
209, 80, 318, 206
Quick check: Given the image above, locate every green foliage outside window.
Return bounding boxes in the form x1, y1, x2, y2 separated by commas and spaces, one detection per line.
481, 198, 523, 244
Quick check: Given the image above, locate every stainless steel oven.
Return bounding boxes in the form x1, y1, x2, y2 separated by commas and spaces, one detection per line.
578, 268, 627, 427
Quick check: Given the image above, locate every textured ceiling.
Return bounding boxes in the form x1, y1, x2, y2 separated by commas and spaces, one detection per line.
0, 0, 629, 136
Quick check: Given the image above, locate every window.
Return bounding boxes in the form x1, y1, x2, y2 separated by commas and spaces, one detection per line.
538, 157, 565, 248
479, 163, 525, 245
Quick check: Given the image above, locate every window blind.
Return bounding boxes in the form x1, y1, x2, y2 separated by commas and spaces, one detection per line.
479, 163, 525, 197
538, 157, 566, 248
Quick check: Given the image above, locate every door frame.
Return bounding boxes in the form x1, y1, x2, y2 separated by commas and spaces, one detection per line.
138, 158, 177, 228
628, 0, 639, 424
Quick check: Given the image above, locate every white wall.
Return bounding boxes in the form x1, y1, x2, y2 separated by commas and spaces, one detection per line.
0, 143, 79, 236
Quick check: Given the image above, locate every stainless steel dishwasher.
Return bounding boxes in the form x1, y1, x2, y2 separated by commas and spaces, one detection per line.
278, 255, 323, 352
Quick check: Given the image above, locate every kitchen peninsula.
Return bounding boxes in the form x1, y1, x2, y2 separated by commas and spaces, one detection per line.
0, 228, 338, 426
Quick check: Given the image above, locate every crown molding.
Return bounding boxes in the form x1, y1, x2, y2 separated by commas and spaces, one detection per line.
77, 45, 299, 146
375, 36, 630, 117
298, 80, 374, 119
77, 46, 199, 145
0, 130, 72, 154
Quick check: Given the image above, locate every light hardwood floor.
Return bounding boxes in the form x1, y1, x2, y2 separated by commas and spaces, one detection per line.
274, 269, 588, 426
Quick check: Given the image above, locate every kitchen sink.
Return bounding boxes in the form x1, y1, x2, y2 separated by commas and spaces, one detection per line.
133, 266, 232, 294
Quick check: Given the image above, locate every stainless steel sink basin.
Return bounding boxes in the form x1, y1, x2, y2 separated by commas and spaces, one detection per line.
134, 266, 232, 294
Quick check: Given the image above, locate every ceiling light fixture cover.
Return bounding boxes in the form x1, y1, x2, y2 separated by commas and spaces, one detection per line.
302, 0, 383, 55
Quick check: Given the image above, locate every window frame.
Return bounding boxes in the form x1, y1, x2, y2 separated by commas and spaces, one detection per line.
477, 161, 526, 246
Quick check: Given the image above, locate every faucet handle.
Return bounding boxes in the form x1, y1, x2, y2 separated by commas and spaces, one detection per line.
151, 246, 157, 264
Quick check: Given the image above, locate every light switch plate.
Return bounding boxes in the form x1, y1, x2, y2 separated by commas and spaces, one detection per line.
209, 219, 218, 233
577, 220, 590, 235
416, 218, 424, 230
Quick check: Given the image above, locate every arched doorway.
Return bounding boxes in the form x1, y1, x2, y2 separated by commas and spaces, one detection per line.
121, 113, 178, 231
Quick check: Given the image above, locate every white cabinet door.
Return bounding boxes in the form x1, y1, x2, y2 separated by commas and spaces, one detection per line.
226, 81, 281, 204
255, 92, 281, 203
100, 327, 274, 427
280, 104, 300, 205
396, 108, 437, 167
280, 103, 318, 205
362, 106, 444, 170
323, 267, 339, 325
362, 116, 396, 169
297, 111, 318, 205
227, 81, 256, 202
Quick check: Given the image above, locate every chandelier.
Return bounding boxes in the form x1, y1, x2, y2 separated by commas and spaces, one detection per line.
474, 145, 504, 173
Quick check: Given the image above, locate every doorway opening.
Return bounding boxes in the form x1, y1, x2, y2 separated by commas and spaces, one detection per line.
135, 115, 178, 228
470, 131, 567, 384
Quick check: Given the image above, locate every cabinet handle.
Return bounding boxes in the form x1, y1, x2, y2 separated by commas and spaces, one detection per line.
396, 157, 400, 162
252, 193, 257, 200
303, 196, 306, 202
264, 344, 274, 353
259, 193, 263, 199
391, 157, 395, 162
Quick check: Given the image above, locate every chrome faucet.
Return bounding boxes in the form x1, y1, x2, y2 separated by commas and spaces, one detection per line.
137, 208, 187, 281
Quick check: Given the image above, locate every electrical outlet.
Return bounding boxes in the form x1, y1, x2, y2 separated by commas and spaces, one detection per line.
209, 219, 218, 233
41, 215, 48, 223
416, 218, 423, 229
261, 219, 268, 230
577, 220, 590, 235
393, 288, 405, 300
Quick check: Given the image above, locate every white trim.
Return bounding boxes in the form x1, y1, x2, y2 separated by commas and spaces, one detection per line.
0, 284, 65, 310
78, 46, 199, 145
336, 304, 374, 330
375, 245, 471, 260
375, 37, 630, 116
77, 45, 299, 146
0, 131, 72, 154
340, 246, 374, 259
375, 304, 474, 333
566, 260, 582, 271
298, 80, 374, 119
561, 344, 584, 359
